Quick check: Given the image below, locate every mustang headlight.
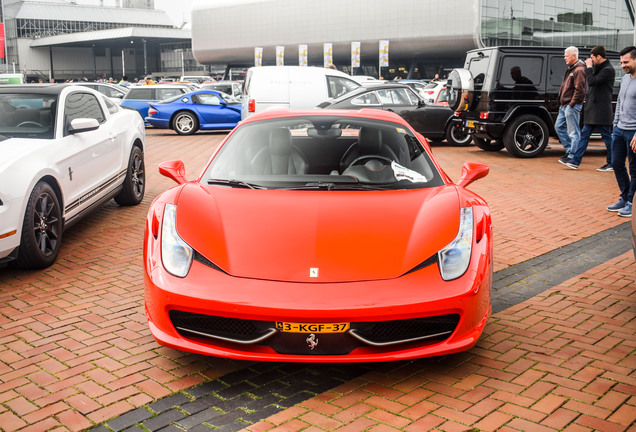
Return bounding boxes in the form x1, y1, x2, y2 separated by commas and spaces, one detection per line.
161, 204, 193, 277
438, 207, 473, 281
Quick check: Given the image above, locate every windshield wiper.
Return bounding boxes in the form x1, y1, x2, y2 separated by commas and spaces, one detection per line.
207, 179, 262, 189
280, 182, 387, 191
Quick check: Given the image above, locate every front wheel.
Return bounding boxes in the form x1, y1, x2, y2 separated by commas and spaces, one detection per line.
474, 136, 504, 152
173, 111, 199, 135
503, 115, 549, 158
115, 146, 145, 206
445, 124, 472, 146
14, 182, 63, 269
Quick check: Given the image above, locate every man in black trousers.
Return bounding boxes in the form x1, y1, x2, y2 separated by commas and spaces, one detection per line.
562, 45, 615, 170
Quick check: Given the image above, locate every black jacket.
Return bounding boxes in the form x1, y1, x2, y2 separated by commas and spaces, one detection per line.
584, 59, 615, 125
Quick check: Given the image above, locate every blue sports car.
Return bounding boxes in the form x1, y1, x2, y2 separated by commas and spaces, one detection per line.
146, 90, 241, 135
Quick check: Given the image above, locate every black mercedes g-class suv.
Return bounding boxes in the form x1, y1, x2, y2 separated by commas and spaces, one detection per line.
447, 46, 621, 158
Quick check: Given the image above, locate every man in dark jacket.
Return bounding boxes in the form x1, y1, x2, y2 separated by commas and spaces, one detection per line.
556, 46, 587, 167
563, 46, 615, 170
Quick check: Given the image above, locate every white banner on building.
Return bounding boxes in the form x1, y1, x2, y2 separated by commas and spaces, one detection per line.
379, 40, 389, 67
299, 44, 308, 67
323, 43, 333, 68
276, 46, 285, 66
254, 47, 263, 67
351, 41, 361, 68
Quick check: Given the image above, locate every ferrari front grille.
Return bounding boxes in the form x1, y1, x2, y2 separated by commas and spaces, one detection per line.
169, 310, 276, 345
168, 311, 460, 352
349, 314, 460, 347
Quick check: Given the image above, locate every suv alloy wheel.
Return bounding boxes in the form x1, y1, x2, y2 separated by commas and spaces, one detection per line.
503, 114, 549, 158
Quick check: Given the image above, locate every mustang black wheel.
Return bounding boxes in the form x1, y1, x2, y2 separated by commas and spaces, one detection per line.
503, 115, 549, 158
173, 111, 199, 135
115, 146, 145, 206
14, 182, 63, 269
473, 136, 504, 152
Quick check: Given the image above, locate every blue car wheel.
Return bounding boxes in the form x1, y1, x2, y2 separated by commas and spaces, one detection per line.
173, 111, 199, 135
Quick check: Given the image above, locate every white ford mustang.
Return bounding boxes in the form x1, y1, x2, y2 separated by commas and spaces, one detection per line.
0, 84, 146, 269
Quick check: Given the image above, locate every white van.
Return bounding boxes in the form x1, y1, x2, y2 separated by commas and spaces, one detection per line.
241, 66, 360, 119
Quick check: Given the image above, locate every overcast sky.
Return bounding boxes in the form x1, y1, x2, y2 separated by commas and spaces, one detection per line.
154, 0, 194, 28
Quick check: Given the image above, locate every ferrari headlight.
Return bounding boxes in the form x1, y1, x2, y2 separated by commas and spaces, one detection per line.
438, 207, 473, 281
161, 204, 193, 277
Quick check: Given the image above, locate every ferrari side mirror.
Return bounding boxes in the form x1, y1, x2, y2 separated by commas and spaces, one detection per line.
457, 161, 489, 188
159, 160, 188, 185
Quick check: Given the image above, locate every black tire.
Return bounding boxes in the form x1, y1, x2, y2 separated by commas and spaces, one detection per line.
173, 111, 199, 135
14, 182, 63, 269
114, 146, 145, 206
474, 136, 504, 152
445, 124, 472, 146
503, 114, 549, 158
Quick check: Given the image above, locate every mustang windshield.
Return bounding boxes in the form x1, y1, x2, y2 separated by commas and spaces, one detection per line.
0, 94, 57, 139
203, 116, 443, 190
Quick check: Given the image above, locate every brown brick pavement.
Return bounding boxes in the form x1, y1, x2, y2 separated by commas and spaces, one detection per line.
0, 129, 633, 431
243, 251, 635, 432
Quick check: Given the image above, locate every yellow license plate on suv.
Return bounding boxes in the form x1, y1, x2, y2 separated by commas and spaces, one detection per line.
466, 120, 475, 128
276, 322, 350, 333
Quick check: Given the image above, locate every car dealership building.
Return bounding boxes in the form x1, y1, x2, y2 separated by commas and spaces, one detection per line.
191, 0, 636, 79
1, 0, 635, 81
0, 0, 192, 81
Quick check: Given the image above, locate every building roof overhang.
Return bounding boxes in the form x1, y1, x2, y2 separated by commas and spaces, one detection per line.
29, 27, 192, 48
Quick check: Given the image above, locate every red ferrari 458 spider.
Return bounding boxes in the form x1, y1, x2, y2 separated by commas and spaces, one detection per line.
144, 108, 493, 362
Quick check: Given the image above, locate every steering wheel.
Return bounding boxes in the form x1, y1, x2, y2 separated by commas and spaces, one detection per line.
348, 155, 393, 167
17, 121, 44, 128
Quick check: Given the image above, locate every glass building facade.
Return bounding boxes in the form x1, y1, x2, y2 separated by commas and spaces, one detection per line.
481, 0, 634, 51
14, 19, 166, 38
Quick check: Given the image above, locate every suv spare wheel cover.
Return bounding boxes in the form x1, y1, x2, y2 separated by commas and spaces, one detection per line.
447, 69, 474, 112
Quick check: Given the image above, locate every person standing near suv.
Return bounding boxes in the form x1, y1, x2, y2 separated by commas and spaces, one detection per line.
607, 46, 636, 218
562, 46, 615, 171
556, 46, 587, 166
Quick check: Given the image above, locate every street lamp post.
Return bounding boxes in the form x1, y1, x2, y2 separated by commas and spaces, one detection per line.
92, 44, 97, 80
143, 38, 147, 76
181, 49, 185, 77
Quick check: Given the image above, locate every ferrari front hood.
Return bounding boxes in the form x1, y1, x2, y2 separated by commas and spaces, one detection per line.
174, 184, 461, 282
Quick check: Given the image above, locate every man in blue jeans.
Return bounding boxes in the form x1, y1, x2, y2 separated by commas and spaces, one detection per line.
607, 46, 636, 218
556, 46, 587, 165
561, 46, 615, 170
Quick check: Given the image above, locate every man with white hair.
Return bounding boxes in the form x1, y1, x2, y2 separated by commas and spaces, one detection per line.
556, 46, 587, 169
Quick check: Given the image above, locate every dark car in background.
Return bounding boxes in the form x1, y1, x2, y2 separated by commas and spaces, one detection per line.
447, 46, 621, 158
121, 85, 191, 121
70, 82, 128, 103
318, 83, 471, 146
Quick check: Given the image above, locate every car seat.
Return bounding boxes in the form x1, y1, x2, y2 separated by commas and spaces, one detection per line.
249, 127, 309, 175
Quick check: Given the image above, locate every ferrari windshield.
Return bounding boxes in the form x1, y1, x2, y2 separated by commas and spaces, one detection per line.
203, 116, 444, 190
0, 94, 57, 139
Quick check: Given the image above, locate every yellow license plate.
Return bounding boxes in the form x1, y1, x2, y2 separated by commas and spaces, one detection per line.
466, 120, 475, 128
275, 322, 350, 333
